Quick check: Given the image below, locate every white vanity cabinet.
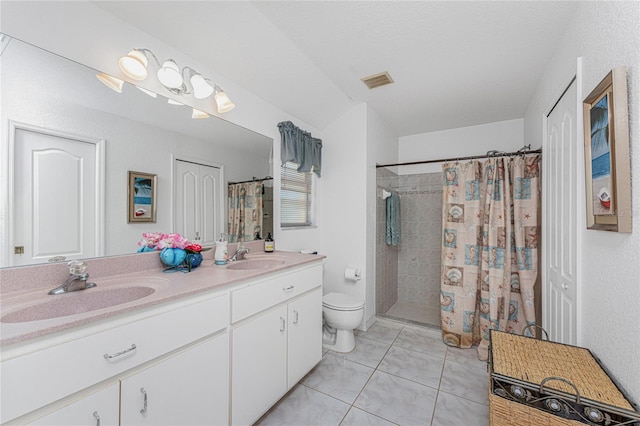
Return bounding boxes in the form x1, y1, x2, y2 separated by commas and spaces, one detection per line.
230, 264, 323, 426
1, 293, 229, 425
29, 383, 120, 426
120, 333, 229, 426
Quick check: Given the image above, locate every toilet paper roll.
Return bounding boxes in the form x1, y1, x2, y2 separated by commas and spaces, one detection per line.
344, 266, 361, 282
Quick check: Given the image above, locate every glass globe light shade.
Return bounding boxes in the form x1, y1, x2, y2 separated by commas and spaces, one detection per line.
190, 74, 214, 99
118, 50, 148, 80
96, 73, 124, 93
192, 108, 210, 119
157, 60, 183, 89
215, 89, 236, 113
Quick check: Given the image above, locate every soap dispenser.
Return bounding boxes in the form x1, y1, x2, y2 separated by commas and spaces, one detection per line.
264, 232, 275, 253
215, 234, 228, 265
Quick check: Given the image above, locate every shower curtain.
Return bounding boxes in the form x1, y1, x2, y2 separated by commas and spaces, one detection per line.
228, 181, 263, 242
440, 154, 540, 361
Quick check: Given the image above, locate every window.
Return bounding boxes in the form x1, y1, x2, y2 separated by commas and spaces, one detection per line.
280, 162, 314, 227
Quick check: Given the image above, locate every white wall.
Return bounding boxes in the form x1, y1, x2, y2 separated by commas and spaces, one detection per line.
319, 104, 368, 318
366, 105, 399, 326
524, 1, 640, 402
397, 118, 524, 174
0, 0, 324, 252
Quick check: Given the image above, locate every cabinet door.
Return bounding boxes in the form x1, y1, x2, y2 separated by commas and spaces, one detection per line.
231, 306, 287, 426
287, 288, 323, 388
120, 334, 229, 426
30, 383, 119, 426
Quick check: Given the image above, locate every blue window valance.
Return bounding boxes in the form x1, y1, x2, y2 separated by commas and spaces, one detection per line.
277, 121, 322, 177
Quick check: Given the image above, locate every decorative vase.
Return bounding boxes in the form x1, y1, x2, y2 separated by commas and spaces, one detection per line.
186, 252, 203, 270
160, 248, 187, 267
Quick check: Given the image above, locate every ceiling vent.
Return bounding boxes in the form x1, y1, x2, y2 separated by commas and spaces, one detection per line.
361, 71, 394, 89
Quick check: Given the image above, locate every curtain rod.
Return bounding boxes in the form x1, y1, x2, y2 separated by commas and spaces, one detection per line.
376, 148, 542, 169
228, 177, 273, 185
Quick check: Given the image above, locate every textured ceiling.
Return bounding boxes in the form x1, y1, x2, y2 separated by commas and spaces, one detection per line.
94, 1, 579, 137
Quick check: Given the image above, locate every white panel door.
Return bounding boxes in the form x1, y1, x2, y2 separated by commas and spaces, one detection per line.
13, 127, 98, 265
174, 160, 221, 245
544, 79, 578, 345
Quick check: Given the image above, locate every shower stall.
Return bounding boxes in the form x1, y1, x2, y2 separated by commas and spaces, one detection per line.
376, 167, 443, 328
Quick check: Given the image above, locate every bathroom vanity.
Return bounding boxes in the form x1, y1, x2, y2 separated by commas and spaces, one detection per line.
0, 251, 324, 425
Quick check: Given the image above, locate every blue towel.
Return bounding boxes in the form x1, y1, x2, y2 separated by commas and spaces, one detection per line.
385, 192, 401, 246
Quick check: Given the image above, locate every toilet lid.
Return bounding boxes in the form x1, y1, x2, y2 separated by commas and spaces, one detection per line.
323, 292, 364, 310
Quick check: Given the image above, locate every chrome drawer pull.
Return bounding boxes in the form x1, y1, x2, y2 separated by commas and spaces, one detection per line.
93, 411, 101, 426
140, 387, 148, 414
293, 310, 299, 324
103, 343, 137, 359
283, 285, 295, 292
280, 316, 286, 332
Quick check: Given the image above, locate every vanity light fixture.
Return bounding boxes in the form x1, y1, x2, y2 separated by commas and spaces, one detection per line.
136, 86, 158, 98
191, 108, 210, 119
167, 98, 184, 106
117, 48, 235, 114
96, 73, 124, 93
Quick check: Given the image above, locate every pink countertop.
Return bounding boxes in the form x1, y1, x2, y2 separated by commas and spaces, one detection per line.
0, 246, 324, 348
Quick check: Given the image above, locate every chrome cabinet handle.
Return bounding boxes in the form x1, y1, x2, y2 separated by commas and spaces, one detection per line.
293, 310, 299, 324
283, 285, 294, 292
103, 344, 136, 359
140, 387, 148, 414
93, 411, 101, 426
280, 316, 286, 332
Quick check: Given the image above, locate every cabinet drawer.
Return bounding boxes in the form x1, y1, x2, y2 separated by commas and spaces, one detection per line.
231, 265, 322, 323
1, 293, 228, 423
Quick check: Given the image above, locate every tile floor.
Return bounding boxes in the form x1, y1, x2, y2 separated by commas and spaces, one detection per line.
256, 319, 490, 426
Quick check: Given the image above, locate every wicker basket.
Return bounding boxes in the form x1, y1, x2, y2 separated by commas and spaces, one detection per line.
489, 330, 640, 425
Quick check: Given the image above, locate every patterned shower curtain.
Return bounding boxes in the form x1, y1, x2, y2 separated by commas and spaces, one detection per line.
227, 181, 263, 242
440, 154, 540, 361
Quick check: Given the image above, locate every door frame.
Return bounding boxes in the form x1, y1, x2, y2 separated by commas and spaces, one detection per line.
541, 57, 585, 346
3, 121, 105, 266
171, 154, 225, 240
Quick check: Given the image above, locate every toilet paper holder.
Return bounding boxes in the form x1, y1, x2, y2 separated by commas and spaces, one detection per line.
344, 266, 361, 282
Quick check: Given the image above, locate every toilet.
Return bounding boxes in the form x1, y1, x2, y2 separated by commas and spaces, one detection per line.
322, 292, 365, 353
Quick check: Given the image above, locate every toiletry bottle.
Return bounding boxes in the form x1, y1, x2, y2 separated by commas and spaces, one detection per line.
264, 232, 274, 252
215, 234, 228, 265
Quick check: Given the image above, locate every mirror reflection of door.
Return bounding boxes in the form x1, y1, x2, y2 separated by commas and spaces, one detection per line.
174, 159, 222, 247
11, 123, 104, 266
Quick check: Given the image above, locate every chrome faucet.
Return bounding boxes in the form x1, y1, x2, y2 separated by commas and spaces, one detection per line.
49, 261, 97, 295
230, 244, 250, 261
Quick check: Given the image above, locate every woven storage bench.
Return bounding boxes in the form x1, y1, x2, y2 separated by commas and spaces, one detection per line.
489, 330, 640, 425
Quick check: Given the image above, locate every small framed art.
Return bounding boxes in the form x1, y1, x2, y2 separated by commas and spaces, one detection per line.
583, 66, 631, 232
128, 171, 157, 223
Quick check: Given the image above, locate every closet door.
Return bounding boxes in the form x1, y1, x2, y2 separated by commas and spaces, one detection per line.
174, 160, 222, 245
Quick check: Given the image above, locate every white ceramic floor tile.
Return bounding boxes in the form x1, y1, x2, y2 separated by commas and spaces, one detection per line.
445, 345, 488, 371
439, 358, 490, 406
378, 345, 445, 389
302, 353, 375, 404
354, 370, 438, 426
355, 321, 403, 345
256, 385, 350, 426
431, 391, 490, 426
393, 326, 447, 359
340, 407, 399, 426
330, 335, 391, 368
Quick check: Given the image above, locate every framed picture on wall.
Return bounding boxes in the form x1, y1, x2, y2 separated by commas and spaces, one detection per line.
128, 171, 157, 223
582, 66, 631, 232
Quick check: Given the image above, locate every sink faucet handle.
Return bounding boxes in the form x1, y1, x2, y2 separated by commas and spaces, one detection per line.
68, 260, 88, 275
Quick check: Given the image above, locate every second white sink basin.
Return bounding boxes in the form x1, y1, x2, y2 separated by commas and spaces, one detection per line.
226, 257, 286, 271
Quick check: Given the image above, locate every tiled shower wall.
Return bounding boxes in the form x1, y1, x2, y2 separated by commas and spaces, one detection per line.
376, 170, 443, 326
396, 173, 442, 314
376, 168, 399, 315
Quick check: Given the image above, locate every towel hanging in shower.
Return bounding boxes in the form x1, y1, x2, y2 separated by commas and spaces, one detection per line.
385, 192, 401, 246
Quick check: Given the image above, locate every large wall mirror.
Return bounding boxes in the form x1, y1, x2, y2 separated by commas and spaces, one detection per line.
1, 34, 274, 267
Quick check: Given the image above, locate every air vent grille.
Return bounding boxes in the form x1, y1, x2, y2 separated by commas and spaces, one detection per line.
361, 71, 394, 89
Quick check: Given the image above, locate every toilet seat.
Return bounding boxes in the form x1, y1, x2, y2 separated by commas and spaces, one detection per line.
323, 292, 364, 311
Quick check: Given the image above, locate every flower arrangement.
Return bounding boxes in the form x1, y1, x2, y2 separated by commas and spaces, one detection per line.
137, 233, 206, 272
